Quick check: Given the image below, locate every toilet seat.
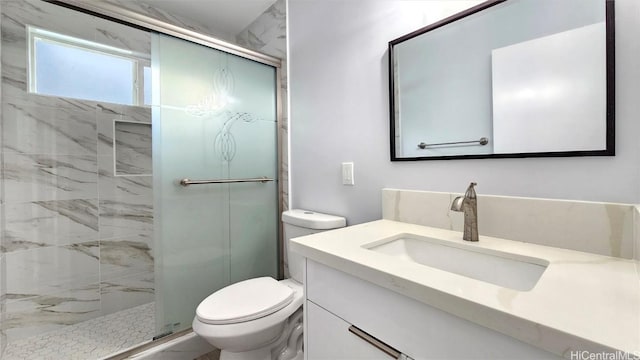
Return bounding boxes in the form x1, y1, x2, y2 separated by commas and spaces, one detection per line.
193, 279, 304, 353
196, 277, 294, 325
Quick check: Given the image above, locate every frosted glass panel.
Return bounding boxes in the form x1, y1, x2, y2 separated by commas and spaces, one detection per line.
34, 39, 135, 104
230, 181, 278, 283
228, 111, 278, 284
153, 33, 278, 336
225, 53, 278, 284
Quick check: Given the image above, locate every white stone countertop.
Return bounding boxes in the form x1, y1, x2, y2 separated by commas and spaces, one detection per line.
290, 219, 640, 358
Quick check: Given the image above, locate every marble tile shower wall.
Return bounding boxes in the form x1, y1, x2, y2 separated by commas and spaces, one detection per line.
0, 0, 5, 354
0, 0, 154, 344
101, 0, 237, 42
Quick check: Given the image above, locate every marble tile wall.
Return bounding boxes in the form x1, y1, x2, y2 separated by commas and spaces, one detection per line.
1, 0, 154, 345
382, 188, 635, 259
100, 0, 236, 43
1, 252, 5, 356
96, 103, 154, 316
114, 121, 153, 176
0, 0, 5, 355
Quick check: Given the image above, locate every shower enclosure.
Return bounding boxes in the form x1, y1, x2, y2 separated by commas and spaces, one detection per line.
0, 1, 282, 358
153, 32, 279, 336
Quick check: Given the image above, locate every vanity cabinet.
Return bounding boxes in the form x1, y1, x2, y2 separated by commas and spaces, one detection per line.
303, 259, 560, 360
306, 301, 396, 359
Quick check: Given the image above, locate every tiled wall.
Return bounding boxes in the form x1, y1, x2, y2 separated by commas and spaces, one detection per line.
0, 0, 5, 353
114, 122, 153, 176
382, 188, 635, 259
100, 0, 237, 43
0, 0, 153, 344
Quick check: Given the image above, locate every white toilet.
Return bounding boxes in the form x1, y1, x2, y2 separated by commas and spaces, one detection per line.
192, 209, 346, 360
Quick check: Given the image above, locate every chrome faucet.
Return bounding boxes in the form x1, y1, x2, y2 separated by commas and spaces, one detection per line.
450, 182, 479, 242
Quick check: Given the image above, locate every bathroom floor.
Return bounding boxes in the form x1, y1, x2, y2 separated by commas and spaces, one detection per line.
3, 302, 155, 360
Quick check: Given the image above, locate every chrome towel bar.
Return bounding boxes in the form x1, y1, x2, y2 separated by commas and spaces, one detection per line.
418, 137, 489, 149
179, 177, 274, 186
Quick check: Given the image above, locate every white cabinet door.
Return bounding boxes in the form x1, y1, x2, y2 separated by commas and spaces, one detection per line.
306, 260, 561, 360
306, 301, 396, 360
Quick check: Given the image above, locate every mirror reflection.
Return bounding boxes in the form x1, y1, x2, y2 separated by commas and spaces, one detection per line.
390, 0, 614, 160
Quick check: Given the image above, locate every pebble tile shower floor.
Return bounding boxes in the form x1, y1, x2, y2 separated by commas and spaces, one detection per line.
3, 302, 155, 360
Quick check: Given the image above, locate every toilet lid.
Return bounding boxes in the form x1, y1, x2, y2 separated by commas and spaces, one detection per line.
196, 277, 294, 325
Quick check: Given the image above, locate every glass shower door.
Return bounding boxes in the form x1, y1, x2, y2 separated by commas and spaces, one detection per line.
152, 33, 279, 336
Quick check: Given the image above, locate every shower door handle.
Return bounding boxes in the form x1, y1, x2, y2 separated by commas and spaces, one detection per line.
179, 177, 274, 186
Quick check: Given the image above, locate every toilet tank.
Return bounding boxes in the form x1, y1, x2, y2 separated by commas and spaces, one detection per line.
282, 209, 346, 282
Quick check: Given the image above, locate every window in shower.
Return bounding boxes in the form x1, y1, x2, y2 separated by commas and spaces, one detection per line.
28, 26, 151, 105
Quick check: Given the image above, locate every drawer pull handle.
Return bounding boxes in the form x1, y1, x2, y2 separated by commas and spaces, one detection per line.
348, 325, 401, 359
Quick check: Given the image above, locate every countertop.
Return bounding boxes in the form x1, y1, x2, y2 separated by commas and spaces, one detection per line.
290, 219, 640, 357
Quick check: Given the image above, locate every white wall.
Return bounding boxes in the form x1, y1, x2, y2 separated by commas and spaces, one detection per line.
289, 0, 640, 225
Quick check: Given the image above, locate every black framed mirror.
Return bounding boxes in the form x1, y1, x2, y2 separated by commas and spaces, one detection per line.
389, 0, 614, 161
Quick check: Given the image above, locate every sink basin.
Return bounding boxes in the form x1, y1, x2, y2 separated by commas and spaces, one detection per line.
364, 233, 548, 291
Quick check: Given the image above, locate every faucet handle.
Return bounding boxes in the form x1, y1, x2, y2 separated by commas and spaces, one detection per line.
465, 182, 477, 199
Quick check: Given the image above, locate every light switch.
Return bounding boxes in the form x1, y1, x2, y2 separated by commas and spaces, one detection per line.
342, 162, 354, 185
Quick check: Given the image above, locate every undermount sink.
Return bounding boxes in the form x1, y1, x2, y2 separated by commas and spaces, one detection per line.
364, 233, 548, 291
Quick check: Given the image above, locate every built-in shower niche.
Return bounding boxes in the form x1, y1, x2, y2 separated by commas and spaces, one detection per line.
113, 120, 152, 176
